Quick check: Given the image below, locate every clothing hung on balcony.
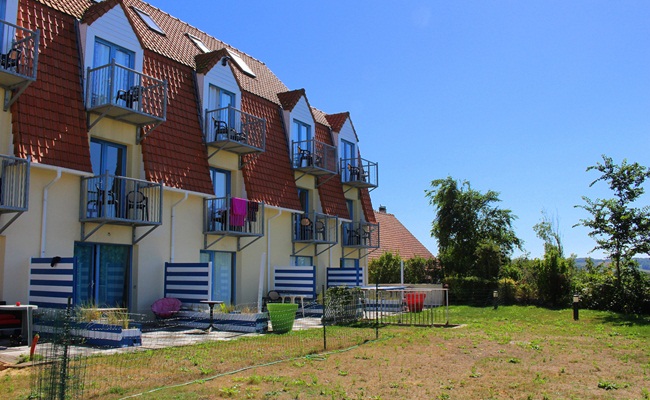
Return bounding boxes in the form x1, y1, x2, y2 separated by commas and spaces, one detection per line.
230, 197, 247, 227
247, 201, 259, 222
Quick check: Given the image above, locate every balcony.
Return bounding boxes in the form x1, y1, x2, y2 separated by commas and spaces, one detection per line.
340, 157, 378, 190
291, 139, 337, 176
80, 173, 162, 243
292, 212, 338, 244
86, 60, 167, 140
0, 20, 40, 110
0, 154, 29, 234
342, 221, 380, 249
204, 196, 264, 250
204, 106, 265, 157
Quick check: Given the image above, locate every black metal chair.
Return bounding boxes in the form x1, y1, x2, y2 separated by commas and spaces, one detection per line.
87, 184, 118, 218
297, 146, 313, 167
0, 45, 21, 71
117, 85, 141, 108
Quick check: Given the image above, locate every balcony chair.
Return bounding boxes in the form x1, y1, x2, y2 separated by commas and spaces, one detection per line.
0, 45, 21, 71
315, 219, 326, 241
346, 227, 361, 246
299, 215, 313, 240
212, 117, 229, 141
297, 146, 313, 167
117, 85, 141, 109
127, 190, 149, 221
87, 184, 118, 219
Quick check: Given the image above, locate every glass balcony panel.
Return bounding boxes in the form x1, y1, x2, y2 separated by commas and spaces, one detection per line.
292, 139, 337, 175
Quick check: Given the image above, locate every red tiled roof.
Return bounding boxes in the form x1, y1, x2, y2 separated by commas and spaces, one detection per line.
369, 210, 434, 262
240, 93, 301, 210
140, 51, 213, 194
12, 0, 91, 172
310, 107, 330, 127
195, 49, 229, 75
314, 122, 348, 219
277, 89, 305, 112
80, 0, 119, 25
360, 188, 376, 224
324, 112, 348, 133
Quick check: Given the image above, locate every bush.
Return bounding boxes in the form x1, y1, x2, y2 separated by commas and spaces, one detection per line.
444, 276, 495, 306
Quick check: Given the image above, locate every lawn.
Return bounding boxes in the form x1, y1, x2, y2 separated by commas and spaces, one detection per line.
2, 306, 649, 399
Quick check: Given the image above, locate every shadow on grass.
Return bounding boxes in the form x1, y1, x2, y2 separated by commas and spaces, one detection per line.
595, 312, 650, 327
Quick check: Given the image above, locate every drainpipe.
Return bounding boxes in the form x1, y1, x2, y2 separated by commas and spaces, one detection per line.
266, 208, 283, 291
40, 169, 62, 257
169, 192, 188, 263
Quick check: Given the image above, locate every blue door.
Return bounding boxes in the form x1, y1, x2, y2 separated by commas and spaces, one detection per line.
93, 38, 135, 105
74, 243, 132, 308
200, 250, 235, 304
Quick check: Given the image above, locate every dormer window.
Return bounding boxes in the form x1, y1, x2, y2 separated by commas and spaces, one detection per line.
226, 49, 255, 78
187, 33, 210, 53
133, 7, 165, 35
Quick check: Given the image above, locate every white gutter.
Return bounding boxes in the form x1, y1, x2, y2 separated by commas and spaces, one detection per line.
31, 162, 92, 177
40, 169, 62, 257
170, 192, 189, 263
266, 208, 284, 291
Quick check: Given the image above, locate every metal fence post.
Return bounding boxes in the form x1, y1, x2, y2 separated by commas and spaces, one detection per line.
58, 297, 72, 400
375, 280, 379, 339
322, 285, 327, 351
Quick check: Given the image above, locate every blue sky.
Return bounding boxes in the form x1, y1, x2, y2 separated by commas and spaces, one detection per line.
150, 1, 650, 259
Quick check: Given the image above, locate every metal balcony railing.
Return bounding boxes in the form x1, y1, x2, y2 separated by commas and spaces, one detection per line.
292, 211, 338, 244
342, 221, 380, 249
292, 139, 337, 176
204, 106, 265, 155
340, 157, 378, 189
80, 173, 162, 226
0, 20, 40, 110
0, 154, 29, 213
204, 196, 264, 236
86, 60, 167, 128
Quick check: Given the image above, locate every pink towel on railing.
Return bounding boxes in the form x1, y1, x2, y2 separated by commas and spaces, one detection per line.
230, 197, 247, 227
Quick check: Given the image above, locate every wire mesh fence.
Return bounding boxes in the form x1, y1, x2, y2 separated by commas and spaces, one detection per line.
26, 294, 380, 399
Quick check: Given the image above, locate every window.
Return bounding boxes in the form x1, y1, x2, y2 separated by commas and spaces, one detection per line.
93, 38, 134, 69
292, 256, 313, 267
293, 120, 311, 145
346, 200, 354, 221
200, 250, 235, 304
208, 85, 236, 127
210, 168, 231, 198
298, 188, 309, 213
340, 258, 359, 268
132, 7, 165, 35
91, 138, 126, 177
226, 49, 256, 77
186, 33, 210, 53
74, 242, 132, 308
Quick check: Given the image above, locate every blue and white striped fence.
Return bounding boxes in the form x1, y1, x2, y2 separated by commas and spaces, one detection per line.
272, 265, 316, 299
164, 262, 211, 305
326, 267, 365, 288
29, 257, 75, 308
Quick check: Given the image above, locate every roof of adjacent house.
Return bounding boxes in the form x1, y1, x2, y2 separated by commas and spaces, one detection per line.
369, 208, 434, 261
16, 0, 375, 217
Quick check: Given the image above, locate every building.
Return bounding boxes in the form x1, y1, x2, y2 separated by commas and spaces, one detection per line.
369, 206, 433, 262
0, 0, 379, 312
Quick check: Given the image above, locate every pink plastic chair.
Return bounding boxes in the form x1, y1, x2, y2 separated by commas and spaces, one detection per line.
151, 297, 181, 319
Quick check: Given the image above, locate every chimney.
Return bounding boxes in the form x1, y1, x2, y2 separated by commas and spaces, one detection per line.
378, 205, 387, 213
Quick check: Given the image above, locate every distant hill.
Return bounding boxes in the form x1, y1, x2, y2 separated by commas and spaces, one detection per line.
575, 258, 650, 272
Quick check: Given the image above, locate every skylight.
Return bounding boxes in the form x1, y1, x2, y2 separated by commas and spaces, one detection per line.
133, 7, 165, 35
187, 33, 210, 53
227, 49, 256, 78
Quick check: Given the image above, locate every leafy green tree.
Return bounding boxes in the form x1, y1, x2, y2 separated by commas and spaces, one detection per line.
368, 252, 402, 284
426, 176, 522, 278
405, 256, 442, 284
575, 155, 650, 285
533, 209, 563, 256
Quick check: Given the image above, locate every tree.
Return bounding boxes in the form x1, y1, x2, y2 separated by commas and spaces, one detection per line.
533, 209, 564, 257
575, 155, 650, 285
426, 176, 522, 278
